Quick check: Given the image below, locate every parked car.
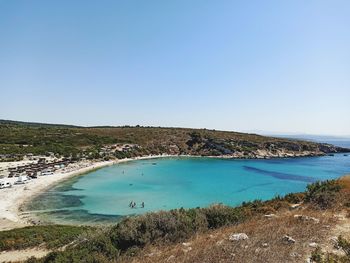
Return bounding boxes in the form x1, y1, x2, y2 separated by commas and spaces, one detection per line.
40, 169, 53, 176
0, 181, 12, 189
14, 175, 30, 185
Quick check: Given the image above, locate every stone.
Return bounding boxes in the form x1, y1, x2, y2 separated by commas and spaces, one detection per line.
282, 235, 296, 244
290, 203, 302, 210
182, 247, 192, 253
262, 243, 268, 248
309, 242, 318, 248
294, 214, 320, 223
330, 237, 340, 249
229, 233, 249, 241
264, 214, 277, 219
290, 252, 301, 258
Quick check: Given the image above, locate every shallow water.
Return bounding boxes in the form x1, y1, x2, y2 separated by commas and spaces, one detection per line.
27, 154, 350, 225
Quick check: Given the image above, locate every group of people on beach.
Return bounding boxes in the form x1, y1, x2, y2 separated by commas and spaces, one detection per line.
129, 201, 144, 209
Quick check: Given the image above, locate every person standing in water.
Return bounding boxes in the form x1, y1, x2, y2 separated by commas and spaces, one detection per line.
141, 202, 145, 208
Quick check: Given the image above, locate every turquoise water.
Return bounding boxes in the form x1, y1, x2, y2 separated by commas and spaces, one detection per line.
27, 154, 350, 225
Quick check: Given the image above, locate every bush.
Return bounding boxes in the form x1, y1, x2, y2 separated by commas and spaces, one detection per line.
75, 230, 120, 260
110, 209, 208, 250
203, 205, 245, 228
310, 247, 324, 263
0, 225, 91, 252
284, 192, 305, 203
39, 249, 112, 263
305, 180, 341, 209
338, 236, 350, 256
309, 236, 350, 263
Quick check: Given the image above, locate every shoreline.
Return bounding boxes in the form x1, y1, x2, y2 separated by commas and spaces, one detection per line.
0, 154, 176, 231
0, 153, 348, 231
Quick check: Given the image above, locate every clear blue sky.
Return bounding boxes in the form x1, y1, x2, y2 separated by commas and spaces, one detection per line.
1, 1, 349, 136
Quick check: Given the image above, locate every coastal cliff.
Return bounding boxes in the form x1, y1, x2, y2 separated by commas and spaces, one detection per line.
84, 127, 348, 159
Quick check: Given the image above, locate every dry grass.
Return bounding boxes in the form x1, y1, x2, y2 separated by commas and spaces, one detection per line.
119, 209, 338, 263
339, 175, 350, 194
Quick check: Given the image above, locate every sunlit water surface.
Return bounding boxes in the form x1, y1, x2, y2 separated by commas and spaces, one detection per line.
26, 154, 350, 225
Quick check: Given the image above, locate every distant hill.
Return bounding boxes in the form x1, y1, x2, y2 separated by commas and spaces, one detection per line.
0, 119, 349, 158
271, 134, 350, 149
0, 119, 81, 129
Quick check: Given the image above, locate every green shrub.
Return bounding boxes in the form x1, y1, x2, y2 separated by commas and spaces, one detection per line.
305, 180, 341, 209
110, 209, 208, 250
30, 230, 119, 263
0, 225, 91, 252
40, 249, 112, 263
310, 247, 324, 263
284, 192, 305, 203
338, 236, 350, 256
74, 230, 120, 260
309, 237, 350, 263
203, 205, 245, 228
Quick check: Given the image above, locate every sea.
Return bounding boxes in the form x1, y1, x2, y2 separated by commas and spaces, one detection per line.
27, 152, 350, 225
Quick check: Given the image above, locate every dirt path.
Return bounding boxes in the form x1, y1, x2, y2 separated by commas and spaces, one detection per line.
318, 211, 350, 258
0, 248, 49, 262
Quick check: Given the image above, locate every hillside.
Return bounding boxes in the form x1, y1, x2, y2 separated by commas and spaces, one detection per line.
0, 120, 348, 160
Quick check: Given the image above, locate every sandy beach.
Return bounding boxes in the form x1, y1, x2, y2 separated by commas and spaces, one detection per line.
0, 154, 174, 231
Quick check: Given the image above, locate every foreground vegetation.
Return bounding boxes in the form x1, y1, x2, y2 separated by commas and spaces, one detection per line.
0, 225, 91, 252
311, 236, 350, 263
1, 120, 348, 160
0, 179, 347, 262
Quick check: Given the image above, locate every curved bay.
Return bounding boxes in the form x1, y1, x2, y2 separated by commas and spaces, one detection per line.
26, 154, 350, 225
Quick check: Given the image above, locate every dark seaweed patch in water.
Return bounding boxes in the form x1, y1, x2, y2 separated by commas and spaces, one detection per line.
38, 209, 123, 225
26, 192, 84, 211
50, 177, 83, 192
52, 184, 82, 192
243, 166, 316, 183
235, 182, 273, 193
